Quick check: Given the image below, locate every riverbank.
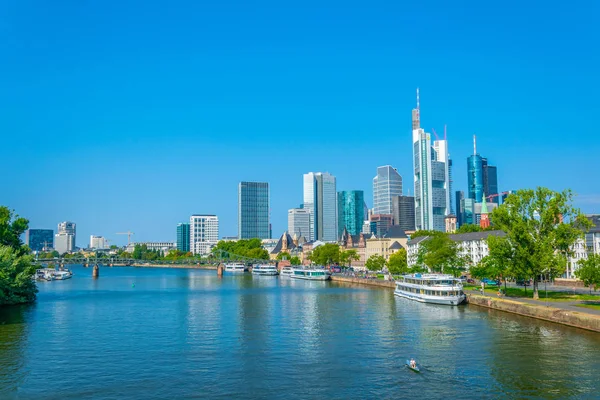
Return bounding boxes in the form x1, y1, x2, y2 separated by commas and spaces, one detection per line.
331, 275, 395, 288
130, 264, 217, 270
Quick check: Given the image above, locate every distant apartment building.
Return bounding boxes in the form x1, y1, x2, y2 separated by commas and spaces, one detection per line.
89, 235, 107, 249
238, 181, 270, 239
337, 190, 364, 239
25, 229, 54, 252
288, 208, 310, 239
190, 215, 219, 255
126, 241, 177, 253
55, 221, 76, 254
373, 166, 402, 215
303, 172, 337, 241
392, 195, 416, 232
365, 226, 408, 262
565, 215, 600, 278
177, 223, 190, 252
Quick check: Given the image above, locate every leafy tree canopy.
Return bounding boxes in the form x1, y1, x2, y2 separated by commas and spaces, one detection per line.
211, 239, 269, 260
309, 243, 340, 265
365, 254, 386, 271
490, 187, 591, 299
289, 256, 301, 266
456, 224, 481, 234
339, 249, 359, 266
276, 252, 291, 260
387, 249, 408, 275
575, 254, 600, 294
410, 230, 439, 239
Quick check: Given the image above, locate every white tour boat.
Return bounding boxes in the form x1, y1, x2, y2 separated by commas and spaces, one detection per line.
224, 263, 247, 273
251, 264, 279, 276
290, 267, 331, 281
394, 273, 465, 306
280, 266, 294, 277
53, 269, 73, 280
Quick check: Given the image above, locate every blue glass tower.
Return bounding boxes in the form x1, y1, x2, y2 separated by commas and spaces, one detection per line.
337, 190, 364, 239
177, 223, 190, 252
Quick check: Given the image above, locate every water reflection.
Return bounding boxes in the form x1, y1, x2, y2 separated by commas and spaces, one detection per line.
0, 305, 32, 397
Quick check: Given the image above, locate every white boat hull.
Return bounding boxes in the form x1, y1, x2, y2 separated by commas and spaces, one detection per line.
224, 269, 246, 274
252, 271, 279, 276
291, 275, 330, 281
394, 289, 465, 306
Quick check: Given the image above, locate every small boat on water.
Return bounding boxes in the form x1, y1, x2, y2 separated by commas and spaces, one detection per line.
251, 264, 279, 276
53, 269, 73, 280
34, 269, 53, 281
280, 266, 294, 277
224, 263, 246, 273
34, 268, 73, 281
394, 273, 465, 306
290, 267, 331, 281
406, 360, 420, 373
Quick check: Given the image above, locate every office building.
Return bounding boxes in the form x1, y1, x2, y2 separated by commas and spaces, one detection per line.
55, 221, 76, 254
455, 191, 465, 227
303, 172, 337, 241
177, 223, 190, 252
89, 235, 106, 249
482, 159, 498, 204
460, 198, 475, 226
288, 208, 311, 239
448, 157, 454, 214
26, 229, 54, 252
369, 214, 393, 237
373, 166, 402, 215
392, 195, 416, 232
238, 181, 270, 239
126, 242, 176, 254
412, 90, 449, 231
467, 135, 484, 203
337, 190, 364, 239
190, 215, 219, 255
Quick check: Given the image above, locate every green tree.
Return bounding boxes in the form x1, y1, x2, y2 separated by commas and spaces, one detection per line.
365, 254, 386, 272
410, 230, 439, 239
482, 234, 514, 290
0, 206, 38, 305
490, 187, 591, 299
387, 249, 408, 275
309, 243, 340, 265
339, 249, 359, 267
132, 244, 143, 260
456, 224, 482, 234
575, 254, 600, 294
289, 256, 301, 265
277, 252, 291, 260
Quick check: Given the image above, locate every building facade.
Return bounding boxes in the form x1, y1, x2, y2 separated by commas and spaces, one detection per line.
303, 172, 337, 241
55, 221, 76, 254
89, 235, 106, 249
369, 214, 393, 237
565, 215, 600, 278
177, 223, 190, 252
373, 166, 402, 215
190, 215, 219, 255
460, 198, 475, 226
288, 208, 311, 239
238, 181, 270, 239
365, 226, 408, 263
25, 229, 54, 252
337, 190, 364, 239
126, 241, 177, 253
482, 159, 499, 204
392, 195, 416, 232
455, 191, 465, 227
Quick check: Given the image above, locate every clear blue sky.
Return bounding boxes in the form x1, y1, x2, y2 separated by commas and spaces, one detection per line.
1, 0, 598, 246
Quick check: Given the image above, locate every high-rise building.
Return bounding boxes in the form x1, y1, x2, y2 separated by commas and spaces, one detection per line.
177, 223, 190, 252
25, 229, 53, 252
455, 191, 465, 227
55, 221, 76, 254
369, 214, 393, 237
337, 190, 364, 239
303, 172, 337, 241
412, 90, 448, 231
288, 208, 310, 239
89, 235, 106, 249
238, 181, 270, 239
460, 198, 475, 226
482, 159, 499, 204
392, 195, 416, 232
448, 157, 454, 214
190, 215, 219, 255
373, 166, 402, 215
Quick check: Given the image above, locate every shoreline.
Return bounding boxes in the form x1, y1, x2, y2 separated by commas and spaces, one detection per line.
331, 275, 600, 333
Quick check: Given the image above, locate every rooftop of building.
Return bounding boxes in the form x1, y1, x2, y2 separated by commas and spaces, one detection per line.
388, 241, 404, 250
586, 215, 600, 233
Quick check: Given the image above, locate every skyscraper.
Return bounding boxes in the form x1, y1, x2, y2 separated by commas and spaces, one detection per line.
373, 166, 402, 215
392, 195, 416, 232
288, 208, 311, 239
412, 90, 449, 231
455, 191, 465, 227
238, 181, 270, 239
55, 221, 76, 254
482, 159, 499, 204
89, 235, 106, 249
25, 229, 53, 252
190, 215, 219, 255
303, 172, 337, 241
337, 190, 364, 238
369, 214, 393, 237
177, 223, 190, 252
448, 157, 454, 214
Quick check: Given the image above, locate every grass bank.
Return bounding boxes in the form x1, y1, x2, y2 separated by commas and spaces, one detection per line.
464, 285, 600, 302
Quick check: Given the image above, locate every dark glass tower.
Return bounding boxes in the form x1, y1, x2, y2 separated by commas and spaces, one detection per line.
176, 223, 190, 252
26, 229, 54, 252
238, 182, 270, 239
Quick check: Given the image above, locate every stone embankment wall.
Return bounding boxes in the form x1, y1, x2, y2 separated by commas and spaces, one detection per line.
330, 275, 395, 288
554, 278, 586, 288
467, 294, 600, 333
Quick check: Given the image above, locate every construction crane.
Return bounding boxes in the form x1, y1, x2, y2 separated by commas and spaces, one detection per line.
116, 231, 135, 245
485, 191, 512, 202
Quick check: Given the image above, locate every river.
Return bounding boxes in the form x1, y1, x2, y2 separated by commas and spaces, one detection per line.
1, 266, 599, 399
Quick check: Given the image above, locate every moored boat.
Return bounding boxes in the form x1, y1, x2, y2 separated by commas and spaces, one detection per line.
406, 360, 420, 372
224, 263, 246, 273
251, 264, 279, 276
290, 267, 331, 281
394, 273, 465, 306
280, 266, 294, 277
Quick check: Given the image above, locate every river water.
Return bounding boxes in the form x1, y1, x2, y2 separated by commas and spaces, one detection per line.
1, 266, 599, 399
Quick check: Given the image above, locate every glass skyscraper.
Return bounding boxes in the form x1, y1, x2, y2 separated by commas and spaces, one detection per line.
373, 166, 402, 215
392, 195, 416, 232
26, 229, 54, 252
482, 159, 499, 204
337, 190, 364, 239
176, 223, 190, 252
455, 190, 465, 227
467, 153, 484, 202
238, 182, 270, 239
303, 172, 337, 241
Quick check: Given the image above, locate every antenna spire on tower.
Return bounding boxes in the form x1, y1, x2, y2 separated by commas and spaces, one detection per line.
473, 135, 477, 155
416, 87, 420, 111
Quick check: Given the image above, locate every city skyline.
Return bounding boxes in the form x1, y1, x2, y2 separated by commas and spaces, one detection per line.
2, 1, 599, 243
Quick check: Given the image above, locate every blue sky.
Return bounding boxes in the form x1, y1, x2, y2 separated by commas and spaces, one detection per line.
1, 0, 598, 246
